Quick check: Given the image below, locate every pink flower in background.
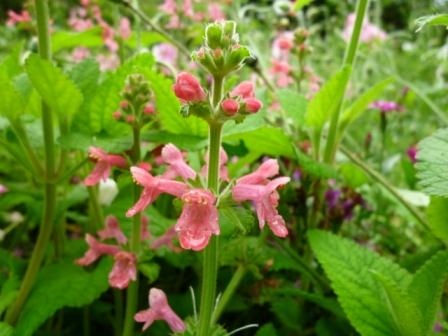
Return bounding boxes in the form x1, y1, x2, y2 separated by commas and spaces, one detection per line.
101, 24, 119, 52
272, 32, 294, 60
7, 10, 32, 26
407, 145, 418, 164
244, 97, 263, 113
208, 3, 225, 21
175, 189, 219, 251
71, 47, 91, 63
271, 59, 293, 88
97, 215, 128, 244
97, 53, 120, 71
81, 0, 90, 7
68, 8, 93, 31
126, 167, 188, 217
201, 147, 230, 182
231, 81, 255, 98
153, 43, 178, 66
75, 234, 120, 266
135, 288, 186, 332
183, 0, 194, 18
173, 72, 207, 103
151, 226, 181, 252
84, 147, 127, 186
343, 13, 386, 43
161, 144, 196, 180
119, 18, 132, 40
233, 159, 290, 237
109, 251, 137, 289
160, 0, 177, 15
370, 100, 403, 113
166, 15, 181, 29
141, 216, 151, 240
0, 185, 8, 194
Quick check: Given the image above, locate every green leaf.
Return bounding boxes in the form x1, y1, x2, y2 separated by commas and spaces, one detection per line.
51, 28, 103, 53
407, 250, 448, 334
293, 0, 314, 10
0, 323, 13, 336
14, 242, 112, 336
294, 147, 338, 179
219, 206, 255, 236
256, 323, 278, 336
270, 297, 302, 331
416, 128, 448, 196
305, 66, 351, 130
416, 14, 448, 32
426, 197, 448, 240
0, 275, 19, 316
58, 132, 132, 153
277, 89, 307, 127
372, 272, 423, 336
308, 230, 412, 336
143, 131, 207, 151
25, 54, 83, 120
339, 162, 368, 188
0, 69, 24, 120
339, 77, 394, 132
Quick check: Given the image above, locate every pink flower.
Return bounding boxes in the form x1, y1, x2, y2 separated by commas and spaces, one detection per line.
160, 0, 177, 15
102, 25, 119, 52
96, 53, 120, 71
135, 288, 186, 332
71, 47, 91, 63
119, 17, 132, 40
233, 159, 290, 237
151, 226, 181, 252
144, 103, 155, 115
97, 215, 128, 244
166, 15, 181, 29
201, 147, 229, 182
173, 72, 207, 103
370, 100, 403, 113
75, 234, 120, 266
161, 144, 196, 180
153, 43, 178, 66
141, 216, 151, 240
208, 4, 225, 21
231, 81, 255, 98
84, 147, 127, 186
244, 97, 263, 113
407, 146, 417, 164
0, 184, 8, 194
175, 189, 219, 251
126, 167, 188, 217
109, 251, 137, 289
222, 98, 240, 116
183, 0, 194, 18
343, 13, 386, 43
68, 8, 93, 32
7, 10, 32, 27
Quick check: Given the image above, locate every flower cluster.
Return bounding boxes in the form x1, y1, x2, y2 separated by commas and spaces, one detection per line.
6, 9, 32, 27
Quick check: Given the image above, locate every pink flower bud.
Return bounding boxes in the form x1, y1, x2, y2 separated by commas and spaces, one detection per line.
230, 81, 254, 98
119, 100, 129, 109
113, 111, 122, 120
143, 103, 155, 115
172, 72, 207, 103
277, 37, 293, 50
244, 97, 263, 113
126, 115, 136, 124
221, 98, 240, 116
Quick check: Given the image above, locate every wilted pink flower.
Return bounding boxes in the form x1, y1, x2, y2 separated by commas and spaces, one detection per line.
175, 189, 219, 251
135, 288, 186, 332
244, 97, 263, 113
161, 144, 196, 180
98, 215, 128, 244
173, 72, 207, 103
7, 10, 32, 27
153, 43, 178, 66
370, 100, 403, 113
201, 147, 229, 182
233, 159, 289, 237
109, 251, 137, 289
71, 47, 91, 63
119, 17, 132, 40
126, 167, 188, 217
96, 53, 120, 71
208, 4, 225, 21
407, 145, 417, 164
231, 81, 255, 98
222, 98, 240, 115
0, 185, 8, 194
151, 226, 181, 252
84, 147, 127, 186
76, 234, 120, 266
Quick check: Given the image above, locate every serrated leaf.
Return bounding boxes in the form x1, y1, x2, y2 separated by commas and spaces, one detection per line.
25, 54, 83, 120
426, 197, 448, 240
277, 89, 307, 126
416, 14, 448, 32
339, 77, 394, 132
308, 230, 412, 336
372, 272, 423, 336
416, 128, 448, 196
407, 250, 448, 334
305, 66, 351, 130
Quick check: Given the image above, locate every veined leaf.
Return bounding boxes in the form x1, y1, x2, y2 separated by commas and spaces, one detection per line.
308, 230, 412, 336
339, 77, 394, 132
426, 197, 448, 240
407, 250, 448, 334
277, 89, 307, 127
305, 66, 351, 130
372, 272, 423, 336
25, 54, 83, 120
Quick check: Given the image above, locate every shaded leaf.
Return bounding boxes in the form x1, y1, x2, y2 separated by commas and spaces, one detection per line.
426, 197, 448, 240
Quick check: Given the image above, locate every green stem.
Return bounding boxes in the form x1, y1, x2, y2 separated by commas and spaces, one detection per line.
87, 186, 104, 233
114, 290, 124, 336
323, 0, 369, 164
212, 265, 246, 324
5, 0, 56, 325
122, 127, 142, 336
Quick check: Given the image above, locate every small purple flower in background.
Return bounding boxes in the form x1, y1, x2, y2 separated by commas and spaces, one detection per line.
292, 169, 301, 182
407, 145, 418, 164
370, 100, 403, 113
325, 189, 341, 209
434, 322, 443, 333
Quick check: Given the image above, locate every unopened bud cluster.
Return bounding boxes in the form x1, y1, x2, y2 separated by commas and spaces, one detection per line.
113, 74, 156, 126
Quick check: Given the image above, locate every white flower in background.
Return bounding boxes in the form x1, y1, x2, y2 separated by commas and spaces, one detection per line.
99, 178, 119, 206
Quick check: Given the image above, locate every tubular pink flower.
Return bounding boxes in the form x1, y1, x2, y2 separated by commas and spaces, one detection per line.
75, 234, 120, 266
7, 10, 32, 26
173, 72, 207, 103
84, 147, 127, 186
237, 159, 279, 185
135, 288, 186, 332
97, 215, 128, 244
221, 98, 240, 116
230, 81, 255, 98
109, 251, 137, 289
175, 189, 219, 251
244, 97, 263, 113
119, 17, 132, 40
161, 144, 196, 180
126, 167, 189, 217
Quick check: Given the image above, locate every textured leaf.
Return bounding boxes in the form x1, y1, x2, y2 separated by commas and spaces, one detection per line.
308, 230, 412, 336
426, 197, 448, 240
339, 77, 394, 132
277, 89, 307, 126
25, 54, 83, 120
14, 242, 112, 336
416, 14, 448, 32
416, 128, 448, 196
407, 250, 448, 334
372, 272, 423, 336
305, 66, 351, 130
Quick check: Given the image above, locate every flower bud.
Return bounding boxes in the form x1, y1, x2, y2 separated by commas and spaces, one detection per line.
126, 115, 136, 124
113, 110, 122, 120
244, 97, 262, 113
221, 98, 240, 116
226, 45, 251, 70
205, 23, 223, 49
119, 100, 129, 109
230, 81, 254, 98
143, 103, 155, 115
173, 72, 207, 103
